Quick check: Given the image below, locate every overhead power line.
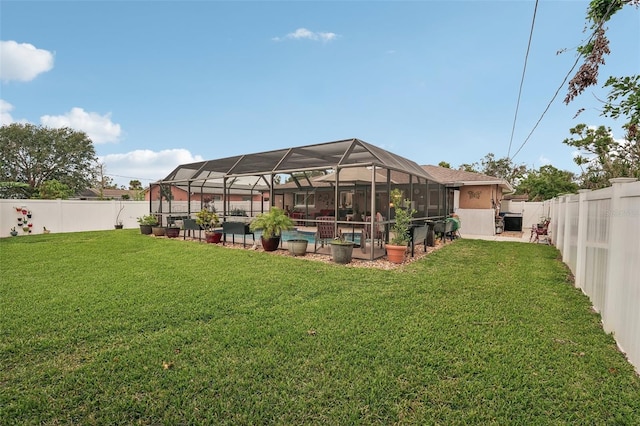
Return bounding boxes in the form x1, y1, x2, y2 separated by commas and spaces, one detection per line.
507, 0, 539, 160
509, 0, 622, 163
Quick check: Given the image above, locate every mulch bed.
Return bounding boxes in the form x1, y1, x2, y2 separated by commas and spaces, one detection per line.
154, 234, 450, 270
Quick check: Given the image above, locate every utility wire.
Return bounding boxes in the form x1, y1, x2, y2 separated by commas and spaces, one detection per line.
509, 0, 621, 162
507, 0, 539, 160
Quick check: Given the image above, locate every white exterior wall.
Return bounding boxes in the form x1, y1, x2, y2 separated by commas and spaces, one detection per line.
456, 208, 496, 236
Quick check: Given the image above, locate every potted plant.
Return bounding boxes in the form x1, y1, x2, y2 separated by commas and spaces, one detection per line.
196, 209, 222, 243
287, 238, 308, 256
330, 234, 355, 264
137, 214, 158, 235
249, 207, 295, 252
165, 224, 181, 238
114, 204, 124, 229
386, 188, 416, 264
10, 227, 18, 237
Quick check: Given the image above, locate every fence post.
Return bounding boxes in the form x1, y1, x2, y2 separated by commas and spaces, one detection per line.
555, 196, 566, 254
574, 189, 591, 291
602, 178, 638, 335
562, 195, 574, 264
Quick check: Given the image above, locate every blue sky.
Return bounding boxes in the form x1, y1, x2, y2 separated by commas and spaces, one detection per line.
1, 0, 638, 187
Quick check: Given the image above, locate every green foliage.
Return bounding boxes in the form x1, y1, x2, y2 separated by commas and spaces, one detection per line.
438, 161, 451, 168
602, 75, 640, 143
2, 234, 640, 424
516, 165, 579, 200
195, 209, 220, 231
586, 0, 625, 23
136, 214, 158, 226
0, 181, 30, 199
158, 184, 173, 201
563, 123, 639, 188
38, 179, 73, 199
229, 207, 247, 216
566, 0, 637, 103
249, 206, 294, 239
389, 188, 415, 246
129, 180, 143, 190
457, 153, 527, 183
0, 123, 97, 198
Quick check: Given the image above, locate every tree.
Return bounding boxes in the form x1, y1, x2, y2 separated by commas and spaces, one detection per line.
129, 180, 143, 190
565, 0, 638, 104
563, 123, 638, 188
0, 181, 30, 199
601, 75, 639, 145
0, 123, 97, 198
516, 165, 579, 201
438, 161, 451, 168
38, 179, 73, 199
478, 153, 528, 183
458, 163, 479, 173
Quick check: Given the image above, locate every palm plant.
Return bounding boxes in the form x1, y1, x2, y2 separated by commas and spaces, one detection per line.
249, 207, 294, 239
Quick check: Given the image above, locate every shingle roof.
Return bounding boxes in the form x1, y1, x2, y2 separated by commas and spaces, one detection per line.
421, 165, 513, 192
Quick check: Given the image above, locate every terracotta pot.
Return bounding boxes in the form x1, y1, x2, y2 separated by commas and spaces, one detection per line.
261, 236, 281, 252
205, 231, 222, 243
386, 244, 407, 264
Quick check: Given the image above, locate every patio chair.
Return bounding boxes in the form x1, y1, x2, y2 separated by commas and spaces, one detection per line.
314, 216, 337, 252
364, 213, 385, 248
530, 219, 550, 244
182, 218, 202, 240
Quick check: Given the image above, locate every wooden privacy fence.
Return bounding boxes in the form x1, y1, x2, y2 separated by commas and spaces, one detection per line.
548, 178, 640, 373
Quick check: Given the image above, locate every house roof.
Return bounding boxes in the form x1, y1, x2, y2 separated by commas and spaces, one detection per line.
76, 188, 140, 199
157, 138, 437, 191
421, 165, 514, 193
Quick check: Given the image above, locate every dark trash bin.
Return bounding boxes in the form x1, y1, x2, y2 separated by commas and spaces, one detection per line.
503, 213, 523, 232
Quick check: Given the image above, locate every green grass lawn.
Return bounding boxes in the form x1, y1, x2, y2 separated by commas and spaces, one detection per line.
1, 230, 639, 424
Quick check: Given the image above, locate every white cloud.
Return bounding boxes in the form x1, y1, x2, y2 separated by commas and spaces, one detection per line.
272, 28, 338, 42
40, 107, 121, 144
0, 40, 54, 82
100, 149, 204, 187
538, 155, 551, 165
0, 99, 16, 125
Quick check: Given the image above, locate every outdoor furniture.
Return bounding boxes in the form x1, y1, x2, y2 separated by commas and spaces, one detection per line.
408, 223, 430, 257
289, 211, 305, 224
222, 221, 254, 248
530, 219, 550, 244
182, 218, 202, 240
434, 219, 454, 242
314, 216, 337, 252
364, 214, 385, 248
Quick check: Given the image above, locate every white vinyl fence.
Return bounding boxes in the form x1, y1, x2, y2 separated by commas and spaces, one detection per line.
548, 178, 640, 373
0, 199, 270, 238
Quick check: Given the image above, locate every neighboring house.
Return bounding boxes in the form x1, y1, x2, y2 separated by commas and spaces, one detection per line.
76, 188, 142, 200
422, 165, 514, 236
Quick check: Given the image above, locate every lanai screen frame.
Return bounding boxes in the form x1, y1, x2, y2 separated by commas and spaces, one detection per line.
152, 138, 448, 259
